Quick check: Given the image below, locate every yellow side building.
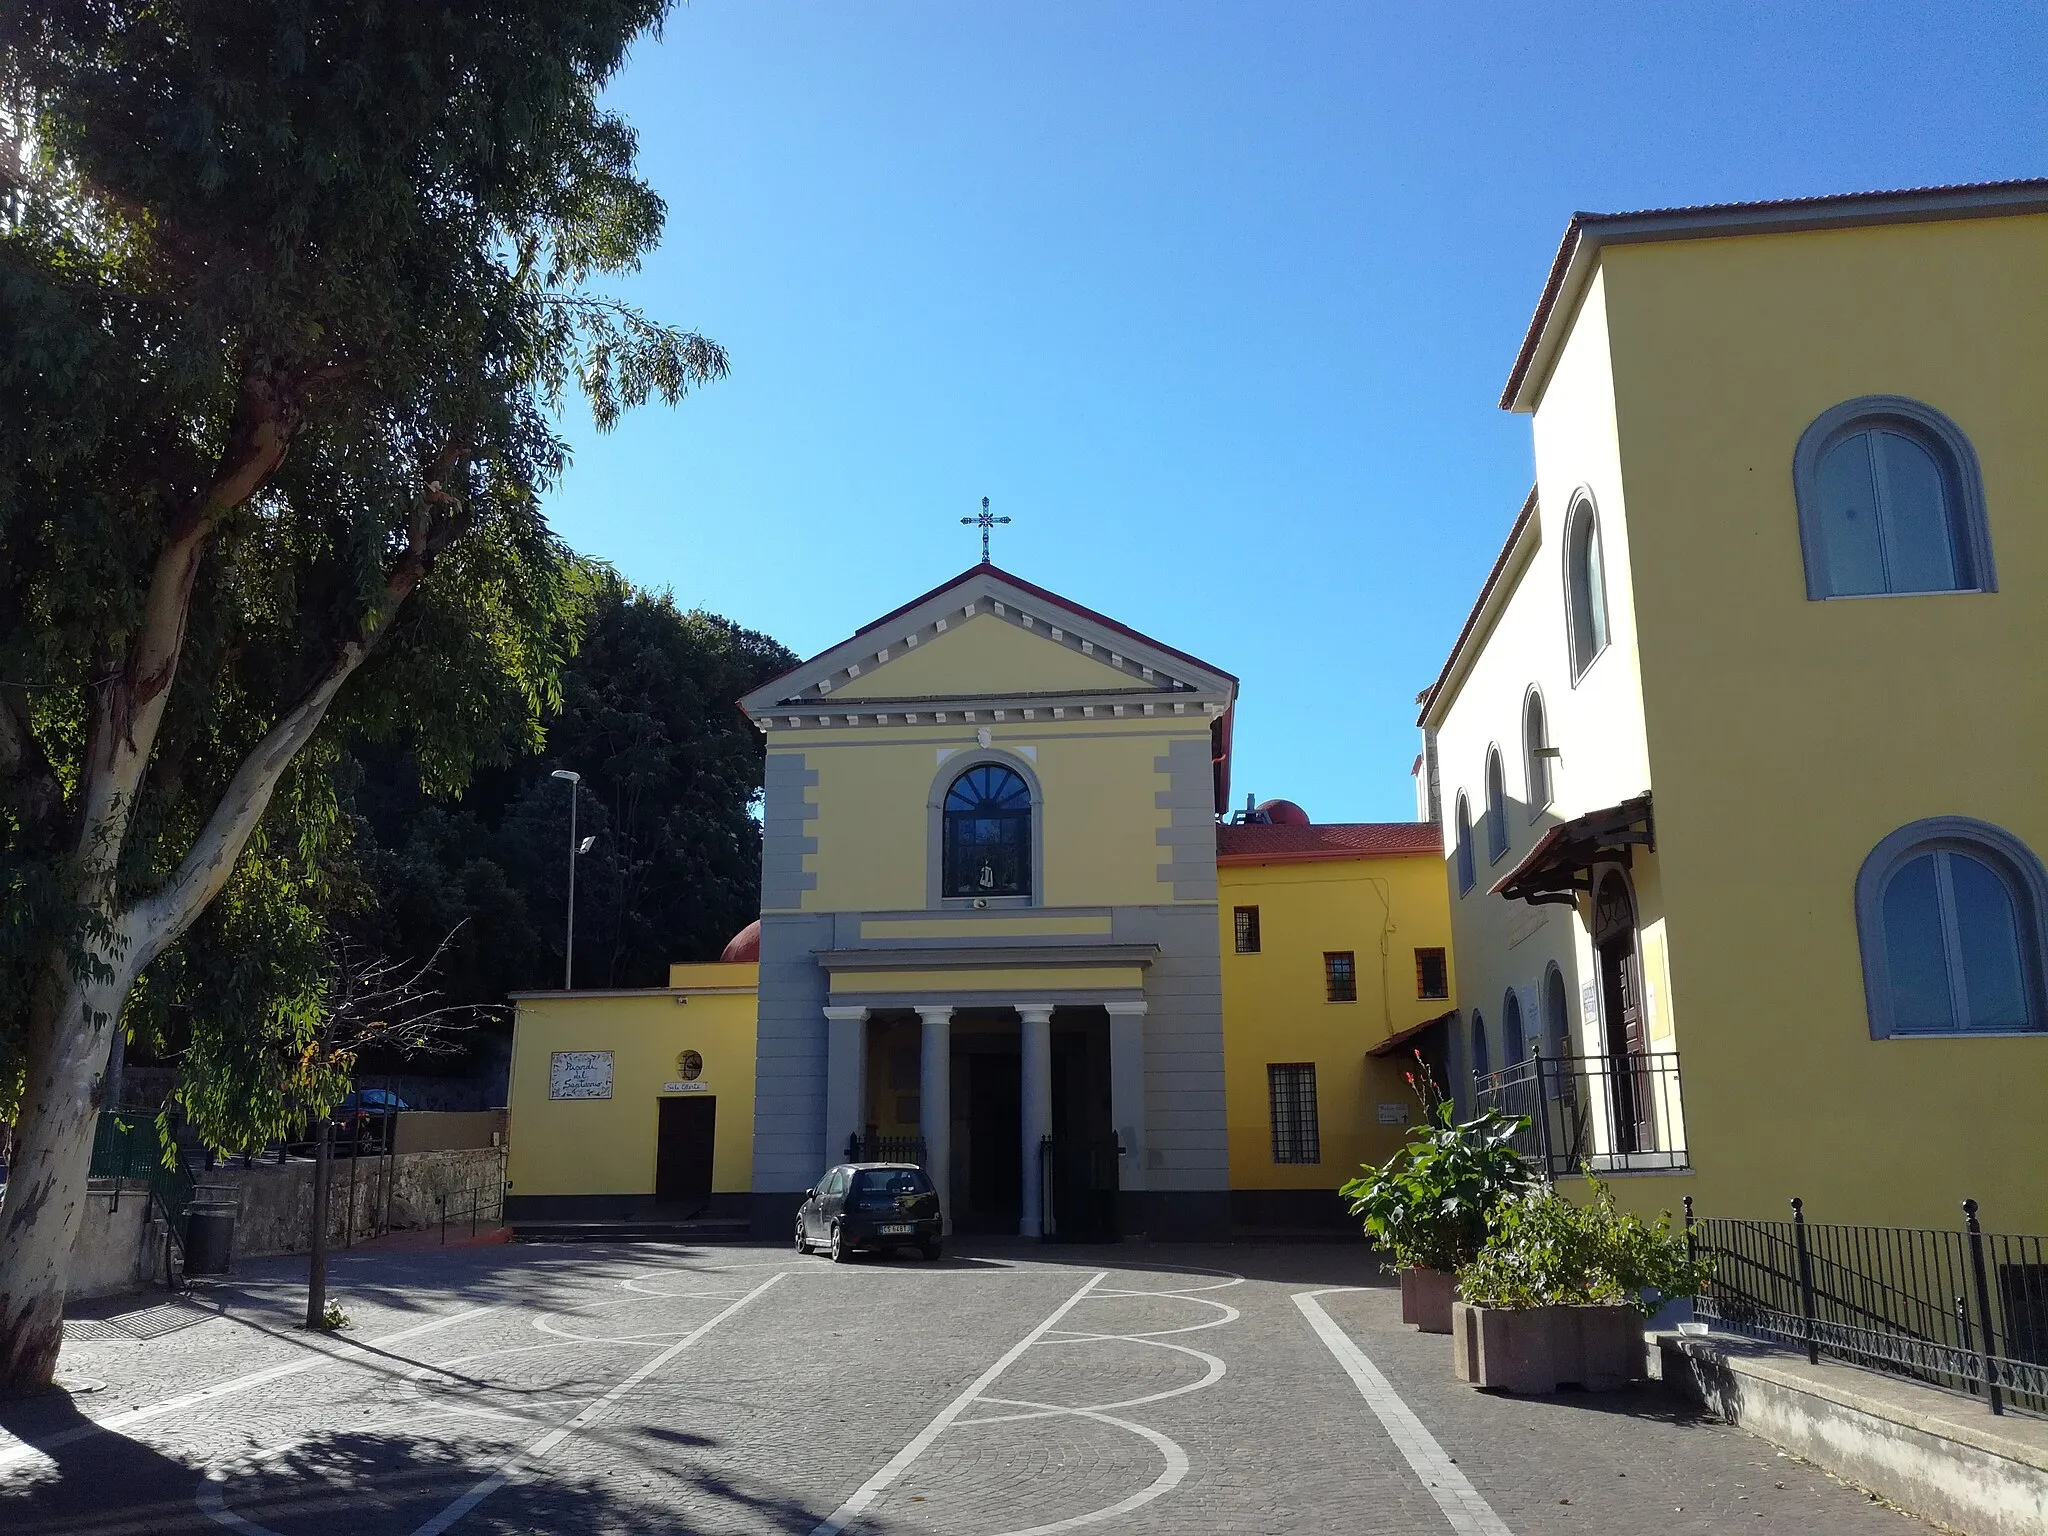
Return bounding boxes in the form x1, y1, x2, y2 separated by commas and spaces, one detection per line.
1422, 181, 2048, 1233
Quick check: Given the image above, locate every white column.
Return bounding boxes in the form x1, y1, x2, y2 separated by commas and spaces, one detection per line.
917, 1006, 954, 1233
822, 1005, 869, 1168
1106, 999, 1148, 1194
1017, 1003, 1055, 1239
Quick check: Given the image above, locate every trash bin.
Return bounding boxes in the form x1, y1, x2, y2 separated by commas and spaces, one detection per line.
183, 1186, 239, 1277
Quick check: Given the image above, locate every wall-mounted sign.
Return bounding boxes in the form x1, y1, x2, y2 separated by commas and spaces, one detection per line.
662, 1080, 710, 1093
677, 1049, 703, 1081
1376, 1102, 1410, 1126
549, 1050, 614, 1100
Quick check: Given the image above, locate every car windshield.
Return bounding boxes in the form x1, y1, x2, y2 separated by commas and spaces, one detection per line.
850, 1169, 932, 1198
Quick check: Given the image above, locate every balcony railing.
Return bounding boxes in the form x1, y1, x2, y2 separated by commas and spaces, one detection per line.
1475, 1049, 1689, 1176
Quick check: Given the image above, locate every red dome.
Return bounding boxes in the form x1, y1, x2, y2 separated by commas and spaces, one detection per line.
1256, 799, 1310, 827
719, 919, 761, 964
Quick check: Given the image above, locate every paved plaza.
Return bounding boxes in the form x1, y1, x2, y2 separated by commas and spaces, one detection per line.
0, 1240, 1935, 1535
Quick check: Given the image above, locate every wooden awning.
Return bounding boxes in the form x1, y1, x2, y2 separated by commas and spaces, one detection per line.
1367, 1007, 1458, 1059
1489, 793, 1655, 907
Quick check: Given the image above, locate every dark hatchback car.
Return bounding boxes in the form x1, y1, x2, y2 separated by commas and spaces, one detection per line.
796, 1163, 943, 1262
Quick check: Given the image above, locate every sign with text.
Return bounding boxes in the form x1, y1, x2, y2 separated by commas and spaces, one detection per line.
1376, 1102, 1410, 1126
548, 1050, 614, 1100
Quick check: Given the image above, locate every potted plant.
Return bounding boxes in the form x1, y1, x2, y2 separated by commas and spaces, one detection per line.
1339, 1063, 1533, 1333
1450, 1176, 1715, 1393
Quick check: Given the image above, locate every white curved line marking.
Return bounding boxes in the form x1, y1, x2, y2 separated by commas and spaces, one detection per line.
966, 1337, 1226, 1420
982, 1403, 1188, 1536
1293, 1288, 1513, 1536
407, 1270, 788, 1536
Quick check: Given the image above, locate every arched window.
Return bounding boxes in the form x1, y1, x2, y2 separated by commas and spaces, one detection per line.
1502, 989, 1525, 1067
1856, 817, 2048, 1037
1542, 963, 1571, 1057
1564, 492, 1609, 680
1484, 747, 1508, 863
1794, 397, 1993, 600
942, 763, 1033, 898
1523, 688, 1552, 815
1470, 1011, 1490, 1079
1454, 793, 1475, 894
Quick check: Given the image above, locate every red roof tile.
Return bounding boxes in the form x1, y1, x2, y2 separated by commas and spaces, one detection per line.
1217, 822, 1441, 864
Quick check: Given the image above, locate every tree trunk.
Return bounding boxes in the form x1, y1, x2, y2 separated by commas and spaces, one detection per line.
305, 1115, 332, 1330
0, 954, 131, 1396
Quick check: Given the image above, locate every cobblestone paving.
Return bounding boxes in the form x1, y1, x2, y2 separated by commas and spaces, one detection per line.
0, 1241, 1940, 1534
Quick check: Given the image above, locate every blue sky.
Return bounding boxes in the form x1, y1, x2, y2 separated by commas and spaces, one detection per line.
547, 2, 2047, 823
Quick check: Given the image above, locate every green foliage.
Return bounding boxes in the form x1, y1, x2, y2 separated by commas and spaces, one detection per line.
0, 0, 724, 1139
1456, 1176, 1717, 1315
318, 1301, 351, 1331
1339, 1064, 1534, 1272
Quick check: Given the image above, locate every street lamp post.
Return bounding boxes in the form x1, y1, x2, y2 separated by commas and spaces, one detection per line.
550, 769, 581, 990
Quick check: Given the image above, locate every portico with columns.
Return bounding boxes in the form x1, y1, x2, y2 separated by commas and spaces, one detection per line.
739, 561, 1236, 1242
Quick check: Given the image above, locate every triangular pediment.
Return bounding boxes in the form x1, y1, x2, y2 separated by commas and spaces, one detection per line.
739, 564, 1235, 719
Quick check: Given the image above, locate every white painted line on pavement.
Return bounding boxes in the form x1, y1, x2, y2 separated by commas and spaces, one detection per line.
0, 1305, 495, 1475
808, 1269, 1109, 1536
1293, 1289, 1514, 1536
408, 1270, 789, 1536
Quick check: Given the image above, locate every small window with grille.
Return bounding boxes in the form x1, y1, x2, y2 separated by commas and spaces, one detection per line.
1234, 906, 1261, 954
1267, 1062, 1321, 1164
1324, 951, 1357, 1002
1415, 947, 1449, 1000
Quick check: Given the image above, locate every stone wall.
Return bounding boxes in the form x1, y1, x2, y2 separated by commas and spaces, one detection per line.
68, 1186, 161, 1300
203, 1146, 508, 1258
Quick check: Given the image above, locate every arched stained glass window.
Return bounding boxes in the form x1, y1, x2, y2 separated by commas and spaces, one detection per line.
942, 763, 1033, 898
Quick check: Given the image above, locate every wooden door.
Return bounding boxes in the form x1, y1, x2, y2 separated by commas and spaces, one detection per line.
1593, 874, 1650, 1153
655, 1095, 717, 1204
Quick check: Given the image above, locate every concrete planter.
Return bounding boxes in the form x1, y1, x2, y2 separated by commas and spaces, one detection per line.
1399, 1266, 1460, 1333
1452, 1301, 1645, 1393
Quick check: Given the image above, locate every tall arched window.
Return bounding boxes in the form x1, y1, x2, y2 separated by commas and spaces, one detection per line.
1454, 793, 1475, 894
1564, 492, 1609, 680
1794, 397, 1993, 600
1523, 688, 1552, 815
942, 763, 1033, 898
1484, 747, 1508, 863
1857, 817, 2048, 1037
1502, 989, 1525, 1067
1542, 963, 1571, 1057
1470, 1011, 1491, 1080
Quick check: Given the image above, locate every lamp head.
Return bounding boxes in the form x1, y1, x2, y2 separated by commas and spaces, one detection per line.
550, 769, 581, 784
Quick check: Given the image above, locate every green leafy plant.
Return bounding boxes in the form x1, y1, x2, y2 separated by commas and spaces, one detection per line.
318, 1301, 352, 1332
1456, 1175, 1717, 1315
1339, 1061, 1534, 1272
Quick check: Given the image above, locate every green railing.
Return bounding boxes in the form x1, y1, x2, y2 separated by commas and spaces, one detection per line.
89, 1111, 162, 1182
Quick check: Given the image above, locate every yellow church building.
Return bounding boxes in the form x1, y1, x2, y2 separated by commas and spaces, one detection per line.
1422, 180, 2048, 1233
506, 563, 1454, 1238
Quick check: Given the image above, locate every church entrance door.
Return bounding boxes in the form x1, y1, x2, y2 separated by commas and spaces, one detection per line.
1593, 872, 1651, 1154
958, 1051, 1022, 1233
655, 1095, 717, 1206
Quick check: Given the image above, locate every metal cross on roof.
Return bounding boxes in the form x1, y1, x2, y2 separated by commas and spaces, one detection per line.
961, 496, 1011, 564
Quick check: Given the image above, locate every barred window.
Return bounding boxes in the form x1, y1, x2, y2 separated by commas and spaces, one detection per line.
1415, 948, 1449, 1000
1324, 951, 1357, 1002
1234, 906, 1262, 954
1268, 1062, 1321, 1164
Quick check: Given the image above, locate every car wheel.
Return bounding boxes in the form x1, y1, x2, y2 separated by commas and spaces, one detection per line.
920, 1240, 942, 1262
794, 1215, 810, 1255
830, 1222, 853, 1264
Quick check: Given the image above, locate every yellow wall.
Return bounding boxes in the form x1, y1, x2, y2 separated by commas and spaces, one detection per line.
787, 719, 1208, 913
1586, 213, 2048, 1229
831, 613, 1134, 698
1219, 853, 1455, 1190
506, 969, 758, 1199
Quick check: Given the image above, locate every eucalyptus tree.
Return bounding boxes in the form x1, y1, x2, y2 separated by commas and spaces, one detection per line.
0, 0, 718, 1392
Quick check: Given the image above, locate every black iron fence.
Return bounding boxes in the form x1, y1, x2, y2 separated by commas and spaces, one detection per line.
1475, 1049, 1689, 1176
1038, 1133, 1121, 1242
845, 1133, 927, 1165
1690, 1196, 2048, 1418
434, 1181, 507, 1243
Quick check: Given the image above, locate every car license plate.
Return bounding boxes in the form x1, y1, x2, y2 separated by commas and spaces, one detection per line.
878, 1223, 913, 1235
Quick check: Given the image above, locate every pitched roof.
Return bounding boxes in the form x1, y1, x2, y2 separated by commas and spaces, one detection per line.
1216, 821, 1441, 864
1502, 179, 2048, 412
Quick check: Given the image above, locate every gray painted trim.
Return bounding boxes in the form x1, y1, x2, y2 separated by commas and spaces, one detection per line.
820, 943, 1159, 971
1793, 396, 1997, 600
926, 747, 1046, 908
759, 722, 1225, 744
1854, 816, 2048, 1039
823, 987, 1147, 1011
760, 752, 819, 911
1154, 737, 1219, 900
738, 566, 1238, 718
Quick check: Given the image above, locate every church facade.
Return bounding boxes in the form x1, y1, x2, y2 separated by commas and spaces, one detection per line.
736, 562, 1238, 1240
